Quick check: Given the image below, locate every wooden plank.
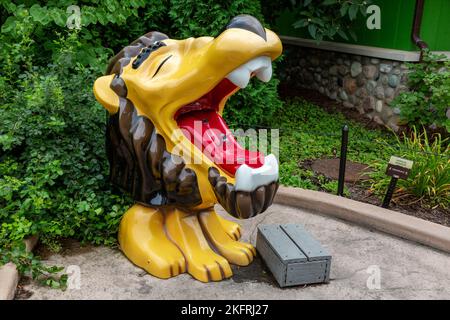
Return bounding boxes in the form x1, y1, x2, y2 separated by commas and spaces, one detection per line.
258, 225, 307, 263
285, 260, 329, 286
280, 224, 331, 261
256, 232, 286, 287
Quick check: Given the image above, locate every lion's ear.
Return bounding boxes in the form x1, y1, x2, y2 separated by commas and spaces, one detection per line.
93, 75, 119, 114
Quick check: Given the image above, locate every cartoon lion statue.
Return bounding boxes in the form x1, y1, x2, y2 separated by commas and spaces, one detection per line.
93, 15, 282, 282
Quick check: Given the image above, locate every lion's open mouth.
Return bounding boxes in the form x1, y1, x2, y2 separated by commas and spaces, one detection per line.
175, 56, 275, 180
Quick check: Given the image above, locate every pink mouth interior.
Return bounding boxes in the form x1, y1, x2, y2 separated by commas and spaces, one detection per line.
175, 78, 264, 176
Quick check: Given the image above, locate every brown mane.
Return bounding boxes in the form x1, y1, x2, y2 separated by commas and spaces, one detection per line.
105, 32, 202, 208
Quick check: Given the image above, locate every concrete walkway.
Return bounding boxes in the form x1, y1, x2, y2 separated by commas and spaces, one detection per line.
18, 204, 450, 300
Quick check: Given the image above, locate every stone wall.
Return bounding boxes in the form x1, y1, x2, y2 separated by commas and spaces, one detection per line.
280, 45, 411, 131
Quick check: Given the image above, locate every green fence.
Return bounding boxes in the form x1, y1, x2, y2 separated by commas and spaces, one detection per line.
275, 0, 450, 51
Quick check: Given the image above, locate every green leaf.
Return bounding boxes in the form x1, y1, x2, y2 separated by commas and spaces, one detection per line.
340, 3, 349, 16
348, 4, 359, 21
308, 24, 317, 39
1, 16, 16, 33
322, 0, 337, 5
337, 29, 349, 41
30, 4, 47, 24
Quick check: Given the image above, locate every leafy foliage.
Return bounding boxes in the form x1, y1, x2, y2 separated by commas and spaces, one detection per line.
272, 98, 394, 191
392, 51, 450, 132
369, 127, 449, 209
262, 0, 371, 42
0, 0, 281, 286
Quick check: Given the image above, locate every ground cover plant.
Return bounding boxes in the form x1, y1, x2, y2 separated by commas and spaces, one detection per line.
0, 0, 280, 286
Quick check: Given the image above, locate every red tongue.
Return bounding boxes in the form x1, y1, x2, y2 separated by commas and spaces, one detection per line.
176, 109, 264, 176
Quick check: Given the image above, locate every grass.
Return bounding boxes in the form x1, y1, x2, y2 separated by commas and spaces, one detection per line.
271, 98, 396, 192
230, 97, 449, 209
369, 127, 449, 208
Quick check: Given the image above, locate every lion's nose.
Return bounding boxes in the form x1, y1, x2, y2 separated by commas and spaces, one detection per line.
225, 14, 267, 41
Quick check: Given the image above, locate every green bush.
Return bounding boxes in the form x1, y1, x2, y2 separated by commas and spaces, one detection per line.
0, 0, 282, 284
392, 51, 450, 132
369, 127, 449, 209
261, 0, 371, 42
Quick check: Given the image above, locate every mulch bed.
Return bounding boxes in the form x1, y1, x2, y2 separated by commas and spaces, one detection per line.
288, 87, 449, 228
311, 158, 372, 183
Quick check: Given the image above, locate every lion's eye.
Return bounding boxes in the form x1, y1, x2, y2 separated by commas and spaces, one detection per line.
132, 41, 167, 69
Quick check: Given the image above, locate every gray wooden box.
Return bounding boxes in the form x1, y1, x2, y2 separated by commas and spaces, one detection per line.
256, 224, 331, 287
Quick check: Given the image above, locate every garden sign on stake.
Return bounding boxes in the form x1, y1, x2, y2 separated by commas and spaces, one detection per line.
382, 156, 414, 208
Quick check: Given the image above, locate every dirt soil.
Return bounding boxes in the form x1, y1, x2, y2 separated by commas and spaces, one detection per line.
288, 88, 449, 228
311, 158, 372, 183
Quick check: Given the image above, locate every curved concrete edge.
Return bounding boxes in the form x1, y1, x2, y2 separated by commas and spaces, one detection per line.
274, 186, 450, 254
0, 236, 39, 300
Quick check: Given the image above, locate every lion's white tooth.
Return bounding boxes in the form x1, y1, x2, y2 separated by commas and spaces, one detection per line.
234, 154, 279, 192
226, 66, 251, 88
256, 63, 272, 82
226, 56, 272, 88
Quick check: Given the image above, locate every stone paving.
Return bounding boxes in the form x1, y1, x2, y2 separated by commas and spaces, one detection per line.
18, 204, 450, 300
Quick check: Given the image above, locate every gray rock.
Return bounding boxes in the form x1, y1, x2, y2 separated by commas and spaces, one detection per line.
373, 115, 384, 125
366, 112, 374, 120
338, 65, 349, 76
337, 58, 344, 64
357, 87, 368, 98
385, 87, 395, 99
350, 62, 363, 77
343, 101, 353, 108
344, 60, 351, 66
356, 74, 366, 87
395, 85, 408, 95
376, 100, 384, 113
363, 65, 379, 79
314, 73, 322, 82
375, 86, 385, 99
329, 65, 339, 76
401, 74, 409, 84
380, 63, 393, 73
393, 68, 402, 75
393, 107, 401, 115
400, 63, 409, 70
381, 106, 394, 122
329, 91, 337, 100
348, 94, 358, 105
339, 90, 348, 101
370, 58, 380, 64
393, 62, 399, 67
356, 104, 365, 114
319, 86, 325, 94
366, 80, 377, 93
388, 75, 400, 88
363, 96, 376, 110
387, 116, 400, 132
380, 75, 389, 86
